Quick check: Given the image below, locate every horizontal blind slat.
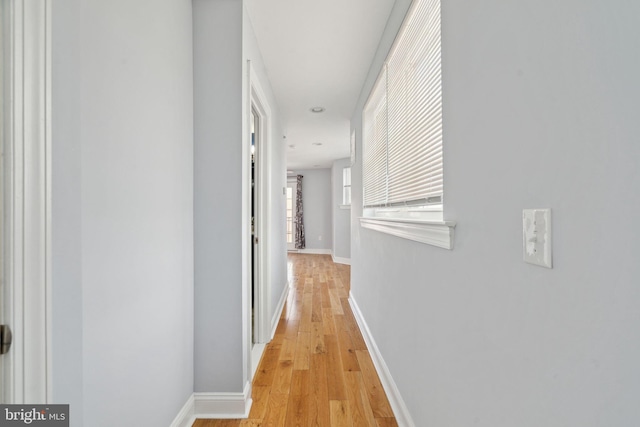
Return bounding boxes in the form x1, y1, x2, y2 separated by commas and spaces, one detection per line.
362, 0, 442, 209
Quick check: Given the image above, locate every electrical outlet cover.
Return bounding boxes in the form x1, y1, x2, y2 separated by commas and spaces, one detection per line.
523, 209, 552, 268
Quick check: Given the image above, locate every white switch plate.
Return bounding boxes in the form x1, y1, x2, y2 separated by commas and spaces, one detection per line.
523, 209, 552, 268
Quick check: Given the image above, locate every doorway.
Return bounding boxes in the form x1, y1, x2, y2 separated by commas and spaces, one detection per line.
250, 107, 259, 346
247, 63, 273, 378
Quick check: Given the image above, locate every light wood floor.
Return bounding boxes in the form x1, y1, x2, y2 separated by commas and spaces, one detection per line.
193, 253, 397, 427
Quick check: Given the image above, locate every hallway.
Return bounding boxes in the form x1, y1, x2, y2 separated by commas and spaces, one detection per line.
193, 253, 398, 426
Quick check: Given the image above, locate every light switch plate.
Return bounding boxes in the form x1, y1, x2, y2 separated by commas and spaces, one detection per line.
523, 209, 552, 268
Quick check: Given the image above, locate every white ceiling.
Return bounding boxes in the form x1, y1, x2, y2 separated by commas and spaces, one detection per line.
244, 0, 396, 170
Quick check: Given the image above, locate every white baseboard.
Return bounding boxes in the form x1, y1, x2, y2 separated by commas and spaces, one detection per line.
270, 282, 290, 339
297, 248, 331, 255
169, 394, 195, 427
349, 294, 415, 427
331, 252, 351, 265
194, 381, 253, 419
250, 283, 289, 378
170, 382, 252, 426
251, 343, 266, 379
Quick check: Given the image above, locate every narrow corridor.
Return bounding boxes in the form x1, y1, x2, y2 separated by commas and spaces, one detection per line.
193, 253, 397, 426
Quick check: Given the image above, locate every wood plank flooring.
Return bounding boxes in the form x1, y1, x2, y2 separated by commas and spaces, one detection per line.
193, 253, 397, 427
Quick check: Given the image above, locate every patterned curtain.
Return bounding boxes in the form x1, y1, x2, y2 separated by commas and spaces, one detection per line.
294, 175, 305, 249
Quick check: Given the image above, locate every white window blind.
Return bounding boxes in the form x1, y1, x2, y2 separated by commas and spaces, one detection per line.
363, 70, 388, 207
363, 0, 442, 209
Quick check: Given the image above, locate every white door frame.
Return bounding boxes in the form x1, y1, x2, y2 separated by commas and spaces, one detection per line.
286, 179, 297, 251
2, 0, 52, 403
245, 61, 271, 379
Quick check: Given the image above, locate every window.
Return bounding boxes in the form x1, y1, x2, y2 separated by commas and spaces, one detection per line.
286, 185, 294, 245
361, 0, 455, 248
286, 181, 297, 250
342, 167, 351, 206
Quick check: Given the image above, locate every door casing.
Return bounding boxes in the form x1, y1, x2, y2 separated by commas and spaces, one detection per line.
246, 60, 272, 379
1, 0, 52, 403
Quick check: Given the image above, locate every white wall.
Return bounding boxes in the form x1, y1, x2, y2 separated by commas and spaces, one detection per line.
52, 0, 194, 425
351, 0, 640, 426
331, 158, 351, 261
291, 169, 332, 251
193, 0, 287, 393
193, 0, 245, 393
52, 0, 84, 421
243, 8, 288, 326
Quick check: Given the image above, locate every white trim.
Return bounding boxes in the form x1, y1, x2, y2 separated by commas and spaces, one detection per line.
250, 282, 290, 378
170, 382, 253, 427
169, 394, 196, 427
244, 60, 274, 387
359, 217, 455, 250
194, 382, 253, 419
3, 0, 52, 403
297, 248, 332, 255
349, 294, 416, 427
242, 57, 251, 393
286, 180, 297, 251
270, 282, 289, 339
250, 343, 266, 379
249, 61, 272, 346
331, 253, 351, 266
339, 204, 351, 210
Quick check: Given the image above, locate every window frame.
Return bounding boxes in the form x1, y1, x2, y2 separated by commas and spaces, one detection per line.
286, 180, 297, 248
359, 0, 455, 249
341, 167, 351, 208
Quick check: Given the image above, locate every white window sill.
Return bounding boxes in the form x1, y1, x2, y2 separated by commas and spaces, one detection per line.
359, 217, 456, 249
339, 204, 351, 210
